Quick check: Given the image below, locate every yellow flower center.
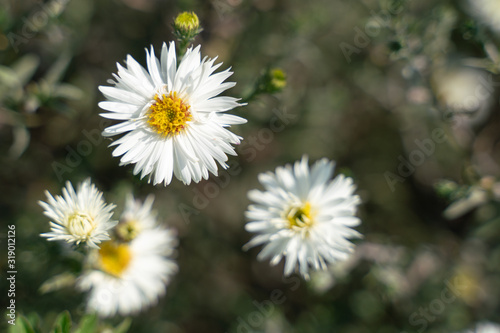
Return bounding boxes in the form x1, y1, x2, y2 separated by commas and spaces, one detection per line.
147, 92, 192, 136
98, 241, 132, 277
116, 220, 141, 242
286, 202, 314, 229
67, 212, 96, 240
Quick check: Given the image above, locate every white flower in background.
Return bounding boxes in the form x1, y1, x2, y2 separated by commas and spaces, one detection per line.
468, 0, 500, 34
432, 67, 493, 116
115, 194, 157, 241
461, 322, 500, 333
99, 41, 246, 186
77, 196, 178, 317
243, 156, 362, 280
39, 179, 117, 249
432, 66, 493, 148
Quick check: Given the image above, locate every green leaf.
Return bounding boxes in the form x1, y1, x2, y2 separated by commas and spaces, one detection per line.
113, 318, 132, 333
8, 125, 30, 159
52, 83, 84, 101
8, 315, 36, 333
73, 314, 97, 333
0, 66, 22, 90
11, 54, 40, 87
24, 313, 41, 333
39, 272, 76, 295
44, 52, 72, 87
51, 311, 71, 333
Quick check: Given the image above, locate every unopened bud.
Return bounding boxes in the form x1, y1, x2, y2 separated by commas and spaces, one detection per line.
268, 68, 286, 92
259, 68, 287, 94
173, 12, 202, 38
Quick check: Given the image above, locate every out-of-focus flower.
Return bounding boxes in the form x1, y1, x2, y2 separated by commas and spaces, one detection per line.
432, 66, 495, 147
261, 68, 287, 93
461, 322, 500, 333
116, 194, 156, 241
432, 67, 493, 117
243, 156, 362, 280
244, 68, 287, 102
78, 195, 178, 317
99, 42, 246, 186
39, 179, 117, 249
468, 0, 500, 34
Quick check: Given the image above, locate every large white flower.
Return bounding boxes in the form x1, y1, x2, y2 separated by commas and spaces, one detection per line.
243, 156, 362, 279
99, 41, 246, 186
39, 179, 117, 249
77, 195, 178, 317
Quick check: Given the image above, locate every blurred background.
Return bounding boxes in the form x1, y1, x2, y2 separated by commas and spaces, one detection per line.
1, 0, 500, 332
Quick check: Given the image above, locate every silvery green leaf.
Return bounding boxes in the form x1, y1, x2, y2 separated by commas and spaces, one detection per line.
44, 51, 72, 87
9, 125, 30, 159
38, 272, 76, 294
53, 83, 84, 100
11, 54, 40, 86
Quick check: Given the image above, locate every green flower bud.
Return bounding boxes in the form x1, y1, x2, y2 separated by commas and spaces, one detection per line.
258, 68, 287, 94
173, 12, 202, 38
268, 68, 287, 92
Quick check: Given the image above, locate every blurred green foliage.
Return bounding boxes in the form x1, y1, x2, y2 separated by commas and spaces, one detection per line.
1, 0, 500, 332
8, 312, 130, 333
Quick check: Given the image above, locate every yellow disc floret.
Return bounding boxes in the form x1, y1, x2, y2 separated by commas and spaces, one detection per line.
147, 92, 192, 136
98, 241, 132, 277
286, 202, 314, 229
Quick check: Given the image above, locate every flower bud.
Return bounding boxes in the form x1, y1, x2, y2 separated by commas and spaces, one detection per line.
259, 68, 287, 94
268, 68, 286, 92
173, 12, 202, 39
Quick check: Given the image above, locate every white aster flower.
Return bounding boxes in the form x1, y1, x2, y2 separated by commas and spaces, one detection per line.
243, 156, 362, 280
99, 41, 246, 186
77, 196, 178, 317
39, 179, 117, 249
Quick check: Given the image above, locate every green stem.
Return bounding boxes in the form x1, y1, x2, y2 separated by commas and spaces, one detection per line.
176, 37, 194, 65
241, 89, 260, 104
